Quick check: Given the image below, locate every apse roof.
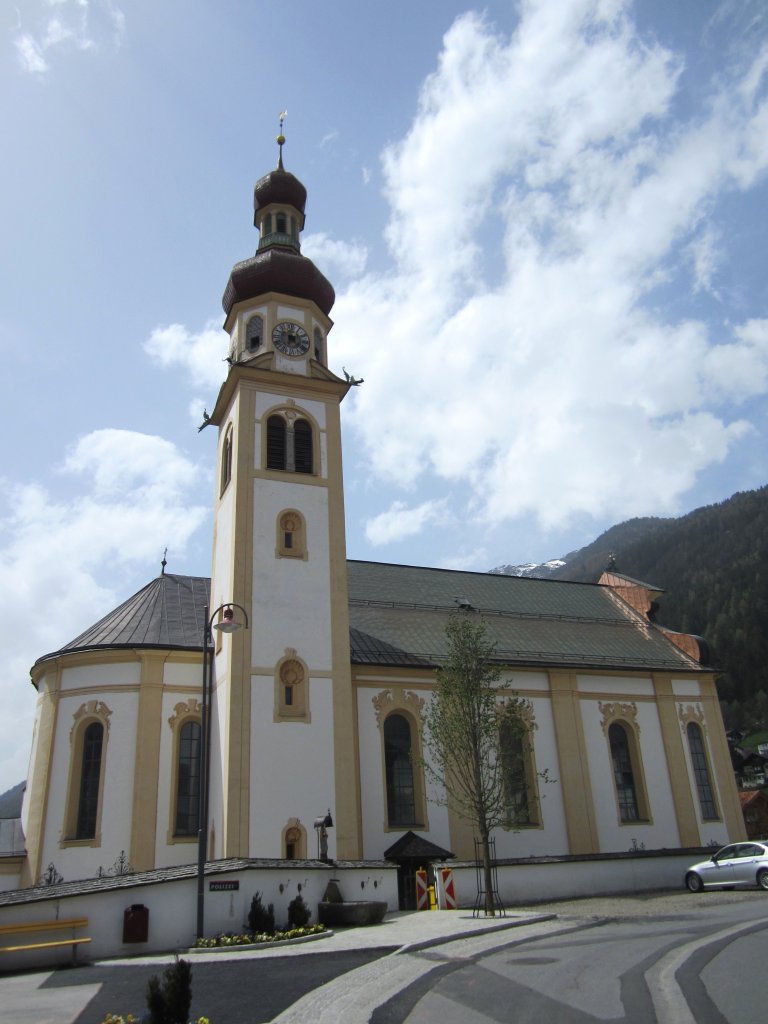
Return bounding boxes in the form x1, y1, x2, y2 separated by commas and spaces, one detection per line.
33, 562, 708, 675
35, 573, 210, 666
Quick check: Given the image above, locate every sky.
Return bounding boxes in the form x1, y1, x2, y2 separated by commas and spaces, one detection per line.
1, 0, 767, 794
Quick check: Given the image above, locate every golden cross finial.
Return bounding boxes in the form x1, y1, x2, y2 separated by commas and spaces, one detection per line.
277, 109, 288, 167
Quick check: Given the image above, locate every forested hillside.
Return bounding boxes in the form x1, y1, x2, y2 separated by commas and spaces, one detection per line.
546, 487, 768, 732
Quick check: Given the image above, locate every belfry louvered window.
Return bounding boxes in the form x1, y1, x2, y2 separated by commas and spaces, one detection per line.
266, 416, 287, 470
294, 419, 313, 474
266, 415, 313, 474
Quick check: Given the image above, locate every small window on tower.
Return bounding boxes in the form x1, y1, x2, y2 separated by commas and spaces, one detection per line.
220, 426, 233, 495
277, 510, 306, 558
313, 327, 323, 361
276, 658, 308, 720
276, 212, 287, 233
246, 315, 263, 351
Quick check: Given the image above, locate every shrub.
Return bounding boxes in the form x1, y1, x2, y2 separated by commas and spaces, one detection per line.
146, 957, 192, 1024
287, 893, 311, 928
247, 891, 275, 935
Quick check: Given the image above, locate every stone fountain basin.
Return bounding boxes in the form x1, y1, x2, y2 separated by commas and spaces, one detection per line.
317, 900, 388, 927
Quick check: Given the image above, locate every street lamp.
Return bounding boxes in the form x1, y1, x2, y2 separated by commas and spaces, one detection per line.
196, 602, 249, 941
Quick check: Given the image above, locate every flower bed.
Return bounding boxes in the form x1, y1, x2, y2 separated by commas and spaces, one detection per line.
194, 923, 326, 948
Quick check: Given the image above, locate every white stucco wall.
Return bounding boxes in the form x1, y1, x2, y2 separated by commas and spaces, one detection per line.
580, 688, 682, 853
43, 672, 141, 883
247, 674, 337, 859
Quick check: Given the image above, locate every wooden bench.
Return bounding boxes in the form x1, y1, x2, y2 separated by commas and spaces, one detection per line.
0, 917, 91, 962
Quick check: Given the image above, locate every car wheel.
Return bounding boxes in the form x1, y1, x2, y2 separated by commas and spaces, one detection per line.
686, 872, 704, 893
757, 869, 768, 891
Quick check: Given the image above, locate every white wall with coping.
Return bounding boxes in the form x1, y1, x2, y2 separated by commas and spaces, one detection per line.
0, 852, 710, 972
447, 851, 708, 908
0, 863, 398, 972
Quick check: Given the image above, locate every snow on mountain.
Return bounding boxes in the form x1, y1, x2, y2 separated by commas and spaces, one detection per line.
489, 559, 567, 578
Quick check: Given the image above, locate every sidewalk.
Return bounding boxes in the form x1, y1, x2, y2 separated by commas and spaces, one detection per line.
0, 909, 555, 1024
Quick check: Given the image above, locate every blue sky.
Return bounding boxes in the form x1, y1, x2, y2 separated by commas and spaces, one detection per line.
1, 0, 767, 792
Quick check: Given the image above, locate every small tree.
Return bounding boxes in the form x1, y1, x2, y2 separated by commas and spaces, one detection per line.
146, 957, 192, 1024
421, 614, 535, 916
287, 892, 311, 928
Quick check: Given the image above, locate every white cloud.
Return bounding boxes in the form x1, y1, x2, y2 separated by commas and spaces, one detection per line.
301, 233, 368, 280
329, 0, 768, 534
15, 34, 48, 74
0, 429, 207, 791
143, 320, 229, 391
365, 498, 452, 546
13, 0, 125, 74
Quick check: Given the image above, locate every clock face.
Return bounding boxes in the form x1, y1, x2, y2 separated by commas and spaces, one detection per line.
272, 321, 310, 357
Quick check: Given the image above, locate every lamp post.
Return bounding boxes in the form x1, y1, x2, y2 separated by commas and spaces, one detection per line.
196, 602, 249, 941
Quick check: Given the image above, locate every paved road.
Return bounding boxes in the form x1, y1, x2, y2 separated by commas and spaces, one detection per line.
4, 891, 767, 1023
367, 891, 768, 1024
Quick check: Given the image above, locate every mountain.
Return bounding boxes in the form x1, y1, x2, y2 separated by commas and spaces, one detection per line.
0, 781, 24, 819
491, 486, 768, 730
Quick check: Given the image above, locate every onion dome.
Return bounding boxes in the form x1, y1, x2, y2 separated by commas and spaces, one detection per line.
223, 248, 335, 317
253, 167, 307, 229
222, 126, 335, 317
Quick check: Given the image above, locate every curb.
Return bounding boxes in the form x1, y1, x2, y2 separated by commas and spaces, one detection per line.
394, 912, 558, 954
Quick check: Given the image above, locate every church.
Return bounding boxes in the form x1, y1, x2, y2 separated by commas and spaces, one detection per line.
12, 139, 744, 894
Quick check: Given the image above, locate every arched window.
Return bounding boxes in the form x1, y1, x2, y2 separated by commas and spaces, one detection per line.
174, 721, 201, 836
276, 212, 287, 234
246, 315, 263, 351
499, 719, 537, 826
687, 722, 719, 820
76, 722, 103, 840
294, 419, 313, 474
384, 714, 417, 828
263, 213, 272, 236
266, 415, 287, 470
265, 414, 314, 475
63, 701, 111, 846
609, 722, 640, 822
282, 819, 307, 858
313, 327, 323, 361
220, 425, 233, 494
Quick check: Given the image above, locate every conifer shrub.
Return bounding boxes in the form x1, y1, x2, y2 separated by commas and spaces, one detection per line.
146, 957, 192, 1024
248, 891, 275, 934
287, 892, 311, 928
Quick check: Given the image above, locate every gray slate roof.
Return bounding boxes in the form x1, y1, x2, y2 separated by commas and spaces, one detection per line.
346, 561, 704, 672
34, 562, 706, 675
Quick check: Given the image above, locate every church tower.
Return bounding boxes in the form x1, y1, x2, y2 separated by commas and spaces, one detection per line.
207, 131, 361, 861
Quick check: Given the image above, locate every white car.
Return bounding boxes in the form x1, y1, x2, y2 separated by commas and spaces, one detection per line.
685, 841, 768, 892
